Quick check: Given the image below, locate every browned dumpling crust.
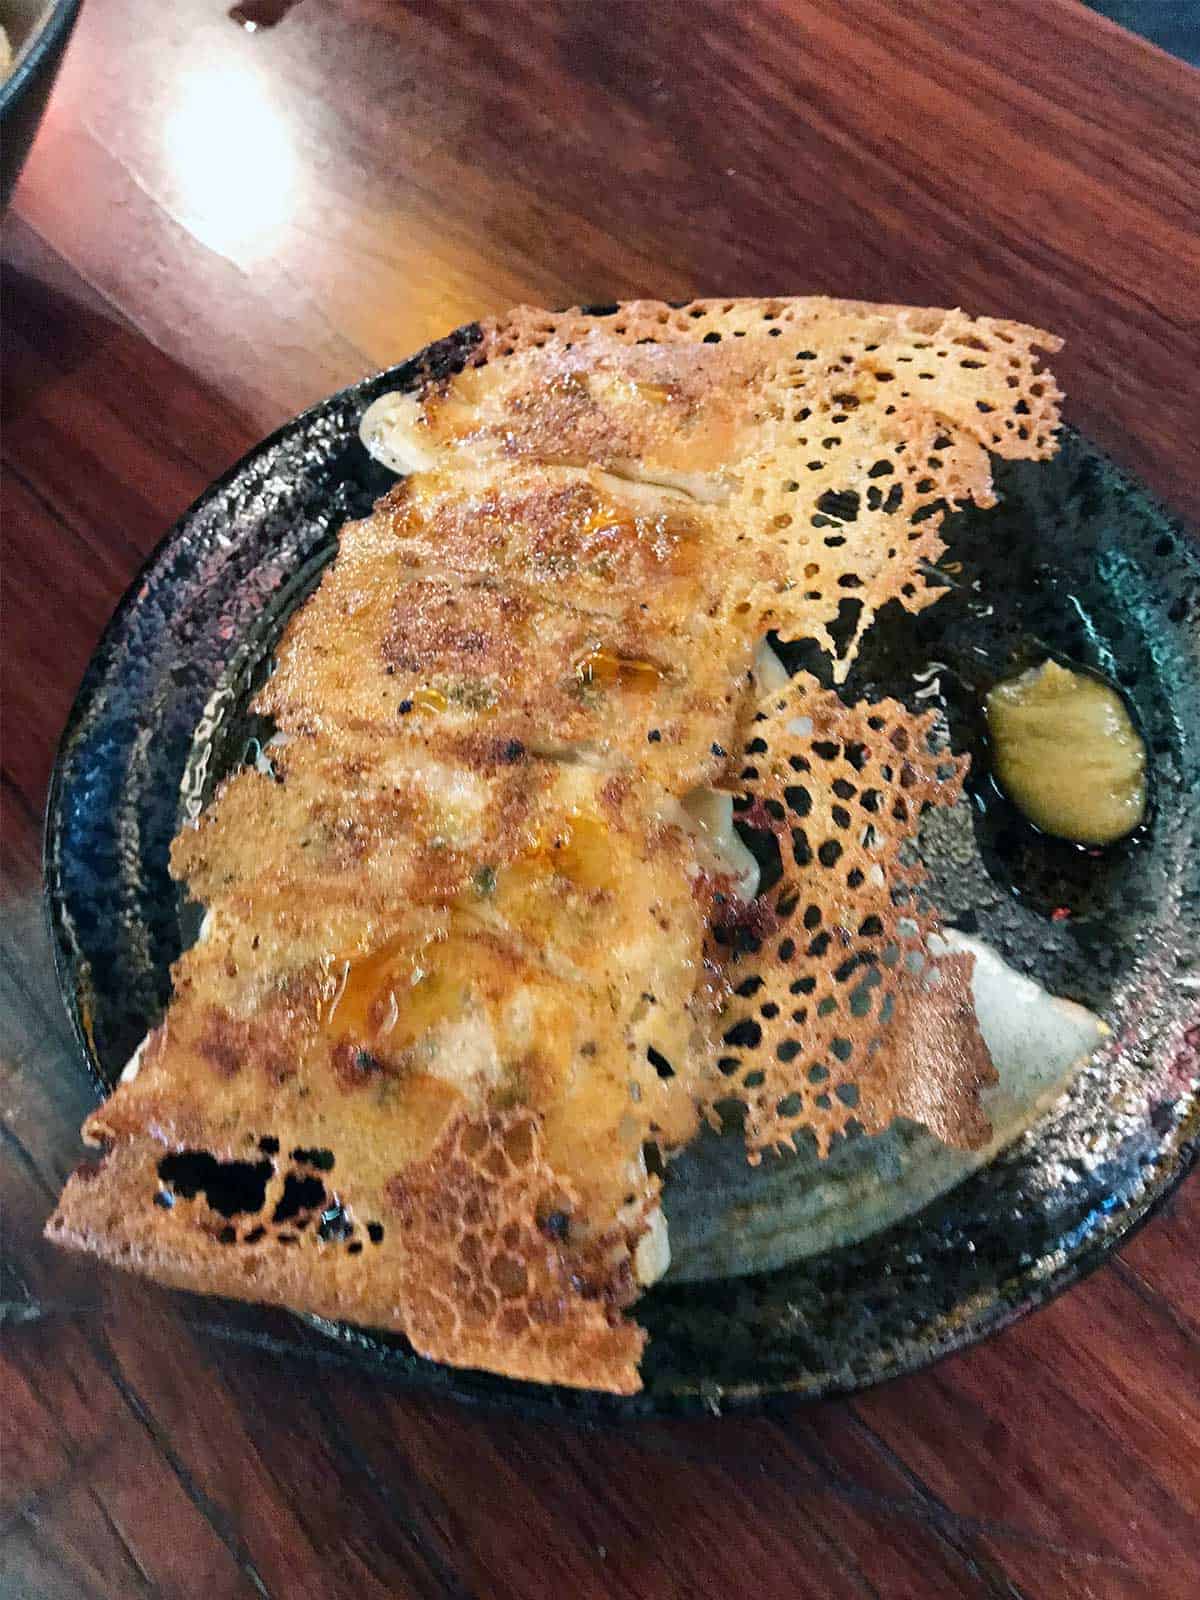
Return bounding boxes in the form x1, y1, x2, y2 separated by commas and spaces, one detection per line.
48, 297, 1063, 1393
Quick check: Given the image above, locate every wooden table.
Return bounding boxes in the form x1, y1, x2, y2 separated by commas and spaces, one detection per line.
3, 3, 1198, 1596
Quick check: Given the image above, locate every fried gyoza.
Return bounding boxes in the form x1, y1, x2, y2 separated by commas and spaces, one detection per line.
48, 298, 1062, 1391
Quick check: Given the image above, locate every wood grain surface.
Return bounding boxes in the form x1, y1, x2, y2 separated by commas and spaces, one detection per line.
2, 3, 1198, 1596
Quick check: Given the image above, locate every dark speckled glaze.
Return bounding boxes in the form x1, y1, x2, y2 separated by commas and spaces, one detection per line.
44, 323, 1200, 1416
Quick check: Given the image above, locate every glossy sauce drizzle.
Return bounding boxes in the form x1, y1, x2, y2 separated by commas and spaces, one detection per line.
466, 816, 617, 915
322, 932, 462, 1046
573, 647, 665, 693
320, 817, 615, 1045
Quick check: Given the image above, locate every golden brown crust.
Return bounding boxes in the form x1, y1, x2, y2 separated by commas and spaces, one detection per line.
46, 1110, 645, 1393
47, 297, 1064, 1392
170, 746, 711, 1087
158, 757, 711, 1209
252, 485, 754, 790
399, 298, 1061, 676
479, 296, 1061, 365
384, 1110, 645, 1391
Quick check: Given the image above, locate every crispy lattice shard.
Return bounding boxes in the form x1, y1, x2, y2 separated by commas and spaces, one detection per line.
712, 674, 996, 1159
47, 1110, 645, 1393
477, 299, 1063, 460
386, 1110, 645, 1391
415, 297, 1062, 676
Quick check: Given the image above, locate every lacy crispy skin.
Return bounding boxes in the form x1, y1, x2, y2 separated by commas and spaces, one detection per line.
47, 297, 1063, 1392
713, 674, 996, 1158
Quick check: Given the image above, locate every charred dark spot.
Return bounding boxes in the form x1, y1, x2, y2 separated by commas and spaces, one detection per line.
290, 1147, 335, 1171
815, 487, 860, 523
540, 1209, 571, 1240
367, 1222, 385, 1244
844, 741, 869, 773
497, 738, 526, 764
332, 1041, 391, 1089
784, 784, 811, 818
647, 1046, 675, 1079
472, 864, 498, 897
273, 1173, 326, 1223
258, 1136, 280, 1155
157, 1151, 273, 1217
724, 1018, 763, 1049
